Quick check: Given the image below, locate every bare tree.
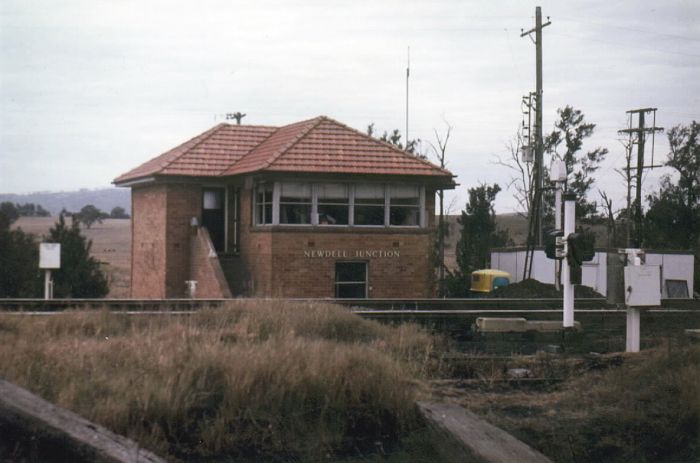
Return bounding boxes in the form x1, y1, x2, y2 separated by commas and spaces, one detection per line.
428, 121, 452, 297
492, 133, 535, 218
598, 190, 616, 247
597, 138, 636, 248
613, 138, 636, 246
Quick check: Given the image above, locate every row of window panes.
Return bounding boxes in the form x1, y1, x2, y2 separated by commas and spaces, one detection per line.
255, 182, 421, 227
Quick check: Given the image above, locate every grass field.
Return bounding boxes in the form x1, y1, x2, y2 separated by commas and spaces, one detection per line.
1, 300, 698, 462
433, 342, 700, 463
0, 301, 441, 462
12, 216, 131, 298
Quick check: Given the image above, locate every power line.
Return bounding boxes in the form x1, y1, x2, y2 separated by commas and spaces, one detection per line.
557, 16, 700, 43
550, 31, 700, 59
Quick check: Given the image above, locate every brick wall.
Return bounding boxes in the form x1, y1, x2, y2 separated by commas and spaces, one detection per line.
164, 184, 201, 297
131, 185, 167, 298
267, 230, 434, 298
132, 180, 439, 299
234, 187, 272, 296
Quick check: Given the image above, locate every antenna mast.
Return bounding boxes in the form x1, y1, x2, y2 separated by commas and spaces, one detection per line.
406, 46, 410, 144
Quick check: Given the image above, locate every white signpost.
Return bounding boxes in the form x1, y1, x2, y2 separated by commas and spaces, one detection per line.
39, 243, 61, 300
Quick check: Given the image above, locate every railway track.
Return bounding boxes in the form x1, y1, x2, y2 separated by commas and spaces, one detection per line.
0, 297, 697, 313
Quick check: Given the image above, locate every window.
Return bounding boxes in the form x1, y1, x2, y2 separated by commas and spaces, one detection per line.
390, 185, 420, 226
335, 262, 367, 298
317, 183, 349, 225
280, 182, 312, 224
354, 184, 385, 226
665, 280, 689, 298
255, 183, 273, 225
252, 181, 424, 228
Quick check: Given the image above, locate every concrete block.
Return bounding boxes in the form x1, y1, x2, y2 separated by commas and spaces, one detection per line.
417, 401, 553, 463
476, 317, 528, 332
526, 320, 582, 332
476, 318, 582, 333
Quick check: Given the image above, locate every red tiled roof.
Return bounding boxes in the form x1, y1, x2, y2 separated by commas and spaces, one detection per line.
114, 116, 453, 185
114, 124, 276, 183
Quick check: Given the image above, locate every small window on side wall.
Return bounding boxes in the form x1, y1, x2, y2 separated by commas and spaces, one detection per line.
665, 279, 689, 298
255, 183, 273, 225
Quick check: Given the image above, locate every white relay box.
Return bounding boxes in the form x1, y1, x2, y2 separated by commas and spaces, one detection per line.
624, 265, 660, 307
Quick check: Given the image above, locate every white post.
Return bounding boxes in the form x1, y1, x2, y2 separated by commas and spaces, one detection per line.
562, 194, 576, 328
44, 269, 51, 300
626, 308, 640, 353
625, 249, 643, 353
554, 183, 563, 290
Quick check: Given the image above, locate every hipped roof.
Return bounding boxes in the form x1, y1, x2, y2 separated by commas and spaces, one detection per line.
114, 116, 454, 186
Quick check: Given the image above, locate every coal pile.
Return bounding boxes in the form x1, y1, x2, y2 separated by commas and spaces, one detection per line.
485, 278, 604, 299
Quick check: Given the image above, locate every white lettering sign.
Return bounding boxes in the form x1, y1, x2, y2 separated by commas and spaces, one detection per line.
303, 249, 400, 258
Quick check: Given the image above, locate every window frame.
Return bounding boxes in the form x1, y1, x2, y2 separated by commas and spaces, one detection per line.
334, 261, 368, 298
353, 183, 388, 228
253, 181, 426, 229
388, 184, 422, 228
315, 183, 351, 226
254, 182, 274, 226
278, 182, 313, 226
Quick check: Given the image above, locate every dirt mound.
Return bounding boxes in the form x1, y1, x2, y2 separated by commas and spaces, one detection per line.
485, 278, 604, 299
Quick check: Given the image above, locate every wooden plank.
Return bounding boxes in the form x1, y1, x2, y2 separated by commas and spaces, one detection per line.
0, 379, 168, 463
417, 401, 553, 463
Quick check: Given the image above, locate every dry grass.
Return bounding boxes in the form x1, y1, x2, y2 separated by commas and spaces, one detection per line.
445, 344, 700, 463
0, 300, 438, 462
12, 217, 131, 297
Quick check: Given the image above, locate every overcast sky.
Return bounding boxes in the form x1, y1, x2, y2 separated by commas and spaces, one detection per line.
1, 0, 699, 213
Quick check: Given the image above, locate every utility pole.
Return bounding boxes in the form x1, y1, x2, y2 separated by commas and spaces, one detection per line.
521, 6, 551, 247
520, 92, 536, 280
618, 108, 663, 247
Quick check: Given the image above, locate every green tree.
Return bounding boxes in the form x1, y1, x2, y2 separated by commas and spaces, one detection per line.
15, 203, 50, 217
0, 202, 18, 225
543, 106, 608, 220
367, 123, 423, 157
47, 215, 109, 297
644, 121, 699, 291
75, 204, 108, 229
110, 206, 130, 219
447, 184, 510, 295
0, 212, 41, 297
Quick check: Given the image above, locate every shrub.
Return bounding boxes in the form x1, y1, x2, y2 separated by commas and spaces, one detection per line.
47, 215, 109, 297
